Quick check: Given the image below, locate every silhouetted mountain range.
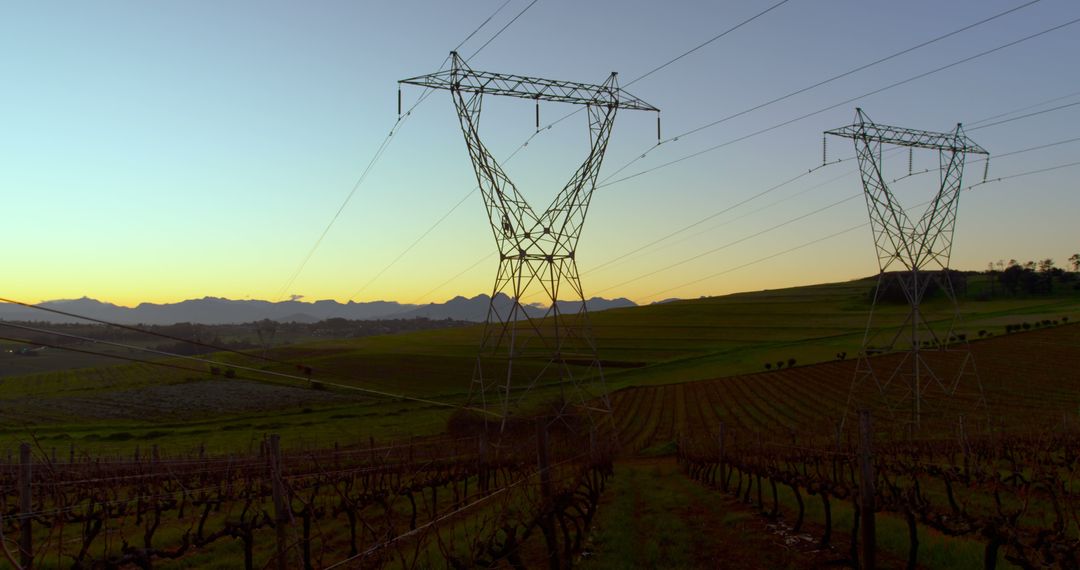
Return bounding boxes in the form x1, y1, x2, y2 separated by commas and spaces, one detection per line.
0, 294, 637, 325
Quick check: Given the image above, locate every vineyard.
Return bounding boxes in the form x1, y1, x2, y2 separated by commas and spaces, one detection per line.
604, 323, 1080, 568
1, 423, 612, 569
1, 323, 1077, 567
679, 427, 1080, 568
611, 323, 1080, 451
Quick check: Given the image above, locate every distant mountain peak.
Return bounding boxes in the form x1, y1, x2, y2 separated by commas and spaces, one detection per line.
3, 294, 638, 325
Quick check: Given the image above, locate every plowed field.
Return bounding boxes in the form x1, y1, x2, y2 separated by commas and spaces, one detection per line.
611, 324, 1080, 450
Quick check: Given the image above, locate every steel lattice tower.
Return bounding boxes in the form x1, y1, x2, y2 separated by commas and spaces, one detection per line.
401, 53, 658, 430
826, 109, 990, 431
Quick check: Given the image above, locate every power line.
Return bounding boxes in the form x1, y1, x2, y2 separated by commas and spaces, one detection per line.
967, 100, 1080, 131
965, 88, 1080, 127
591, 192, 864, 296
646, 154, 1080, 300
307, 5, 1072, 307
570, 124, 1070, 303
348, 2, 800, 300
607, 156, 1080, 302
522, 8, 1072, 297
599, 0, 1043, 184
453, 0, 514, 53
628, 0, 795, 86
599, 15, 1080, 190
346, 128, 541, 301
645, 222, 869, 299
966, 135, 1080, 167
505, 7, 1060, 299
0, 334, 208, 376
433, 125, 1077, 305
0, 321, 498, 417
321, 451, 589, 569
585, 160, 847, 276
467, 0, 541, 60
348, 186, 477, 300
0, 298, 466, 438
968, 159, 1080, 190
0, 296, 284, 366
576, 154, 926, 296
274, 113, 402, 301
410, 253, 496, 305
275, 1, 538, 301
593, 163, 865, 281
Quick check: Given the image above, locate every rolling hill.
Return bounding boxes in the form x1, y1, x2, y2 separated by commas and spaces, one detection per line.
1, 275, 1078, 452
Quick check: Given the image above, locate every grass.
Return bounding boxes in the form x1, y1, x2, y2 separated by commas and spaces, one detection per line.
2, 275, 1078, 454
582, 459, 801, 569
768, 481, 1001, 568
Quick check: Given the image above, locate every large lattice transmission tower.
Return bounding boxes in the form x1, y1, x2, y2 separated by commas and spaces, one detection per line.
826, 108, 990, 431
401, 53, 658, 431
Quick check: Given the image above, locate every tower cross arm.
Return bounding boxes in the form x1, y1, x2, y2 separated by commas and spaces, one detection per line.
399, 68, 658, 112
825, 121, 988, 155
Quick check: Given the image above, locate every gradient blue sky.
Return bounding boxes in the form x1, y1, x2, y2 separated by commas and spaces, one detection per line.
3, 0, 1079, 306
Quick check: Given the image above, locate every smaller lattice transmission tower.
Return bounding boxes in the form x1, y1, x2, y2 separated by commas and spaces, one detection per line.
826, 108, 990, 432
400, 53, 658, 432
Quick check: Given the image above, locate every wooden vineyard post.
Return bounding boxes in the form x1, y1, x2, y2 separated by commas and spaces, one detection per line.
269, 434, 288, 570
958, 415, 971, 478
536, 420, 558, 570
718, 422, 727, 491
537, 421, 553, 504
857, 410, 876, 570
479, 429, 489, 493
19, 443, 33, 569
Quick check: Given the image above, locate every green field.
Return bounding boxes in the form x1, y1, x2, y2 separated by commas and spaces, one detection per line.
2, 275, 1078, 455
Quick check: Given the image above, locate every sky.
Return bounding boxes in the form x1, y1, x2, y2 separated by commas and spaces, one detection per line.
3, 0, 1079, 307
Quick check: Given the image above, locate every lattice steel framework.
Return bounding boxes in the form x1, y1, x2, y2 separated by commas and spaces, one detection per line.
401, 53, 658, 430
826, 109, 989, 431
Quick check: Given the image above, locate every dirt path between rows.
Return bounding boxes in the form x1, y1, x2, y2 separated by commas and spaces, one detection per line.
581, 456, 929, 569
581, 457, 815, 569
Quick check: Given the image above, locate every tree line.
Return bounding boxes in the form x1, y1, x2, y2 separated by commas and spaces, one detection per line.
984, 254, 1079, 296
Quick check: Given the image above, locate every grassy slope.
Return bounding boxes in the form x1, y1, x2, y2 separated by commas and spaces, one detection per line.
1, 276, 1078, 453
